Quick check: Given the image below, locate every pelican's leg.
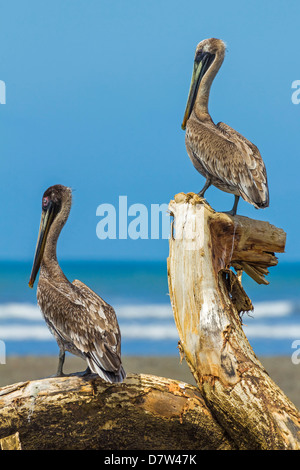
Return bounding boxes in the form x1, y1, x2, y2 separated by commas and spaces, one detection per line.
56, 348, 66, 377
225, 195, 240, 216
198, 178, 212, 197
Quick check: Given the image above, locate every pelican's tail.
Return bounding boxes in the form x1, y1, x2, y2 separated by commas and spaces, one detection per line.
240, 182, 269, 210
86, 356, 126, 383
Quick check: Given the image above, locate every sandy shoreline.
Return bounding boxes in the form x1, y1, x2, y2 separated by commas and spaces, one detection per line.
0, 355, 299, 409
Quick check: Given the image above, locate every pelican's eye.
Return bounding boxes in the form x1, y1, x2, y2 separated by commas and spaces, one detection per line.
42, 197, 49, 209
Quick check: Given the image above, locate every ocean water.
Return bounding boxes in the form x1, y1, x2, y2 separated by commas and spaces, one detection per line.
0, 260, 299, 357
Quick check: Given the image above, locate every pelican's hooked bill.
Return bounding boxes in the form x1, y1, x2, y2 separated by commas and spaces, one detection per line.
29, 184, 126, 383
181, 38, 269, 216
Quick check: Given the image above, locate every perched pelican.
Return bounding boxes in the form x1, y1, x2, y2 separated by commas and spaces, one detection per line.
182, 38, 269, 215
29, 185, 126, 383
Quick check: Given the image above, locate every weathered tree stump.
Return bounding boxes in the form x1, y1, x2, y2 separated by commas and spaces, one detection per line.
167, 192, 300, 450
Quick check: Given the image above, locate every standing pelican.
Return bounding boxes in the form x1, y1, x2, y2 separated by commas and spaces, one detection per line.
29, 185, 126, 383
182, 38, 269, 215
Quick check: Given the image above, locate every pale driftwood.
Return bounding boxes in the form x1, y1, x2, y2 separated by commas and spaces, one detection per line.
167, 192, 300, 450
0, 373, 235, 450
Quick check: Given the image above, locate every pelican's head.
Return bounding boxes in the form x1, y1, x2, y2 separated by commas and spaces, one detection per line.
194, 38, 226, 58
29, 185, 72, 288
182, 38, 226, 130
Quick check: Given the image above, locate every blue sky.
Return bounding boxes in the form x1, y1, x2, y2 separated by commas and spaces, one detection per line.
0, 0, 299, 261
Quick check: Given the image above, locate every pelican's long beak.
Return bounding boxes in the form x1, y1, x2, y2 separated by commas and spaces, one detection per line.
29, 202, 56, 288
181, 52, 215, 130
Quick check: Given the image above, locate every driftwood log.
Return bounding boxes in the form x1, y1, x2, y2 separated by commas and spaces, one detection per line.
0, 373, 236, 450
0, 193, 299, 450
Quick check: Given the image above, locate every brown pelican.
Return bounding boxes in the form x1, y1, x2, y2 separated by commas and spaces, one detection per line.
29, 184, 126, 383
182, 38, 269, 215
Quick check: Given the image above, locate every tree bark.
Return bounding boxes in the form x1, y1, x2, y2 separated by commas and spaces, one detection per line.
167, 192, 300, 450
0, 373, 235, 450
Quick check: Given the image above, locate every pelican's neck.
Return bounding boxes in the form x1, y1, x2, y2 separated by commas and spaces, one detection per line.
194, 53, 224, 121
40, 196, 72, 283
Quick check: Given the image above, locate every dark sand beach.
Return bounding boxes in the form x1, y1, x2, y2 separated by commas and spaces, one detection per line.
0, 355, 299, 409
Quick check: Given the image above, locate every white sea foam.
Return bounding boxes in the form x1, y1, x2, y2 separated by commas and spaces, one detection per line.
244, 324, 300, 339
0, 303, 41, 320
0, 300, 298, 321
253, 301, 295, 317
1, 322, 300, 341
0, 300, 300, 341
0, 325, 52, 340
120, 324, 178, 339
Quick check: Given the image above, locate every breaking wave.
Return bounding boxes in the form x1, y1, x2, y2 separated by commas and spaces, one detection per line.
0, 300, 300, 341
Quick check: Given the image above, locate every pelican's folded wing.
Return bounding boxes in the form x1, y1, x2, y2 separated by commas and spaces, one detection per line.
216, 122, 269, 208
37, 277, 125, 382
71, 279, 126, 382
